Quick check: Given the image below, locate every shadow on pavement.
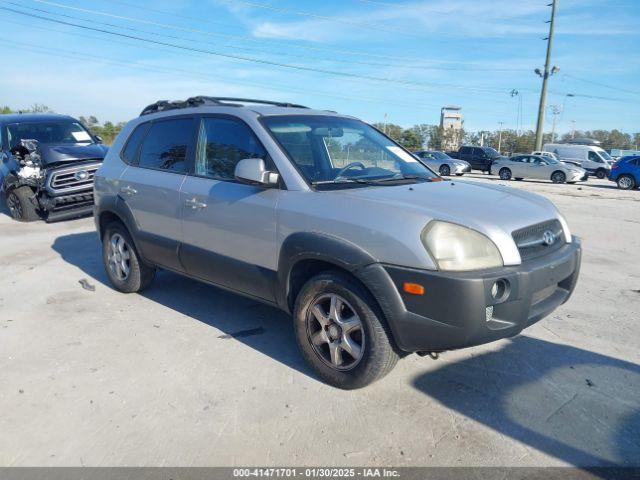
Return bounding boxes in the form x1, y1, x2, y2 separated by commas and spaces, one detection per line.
51, 231, 314, 381
413, 336, 640, 467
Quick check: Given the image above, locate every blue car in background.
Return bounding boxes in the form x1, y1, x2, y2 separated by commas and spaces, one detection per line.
609, 155, 640, 190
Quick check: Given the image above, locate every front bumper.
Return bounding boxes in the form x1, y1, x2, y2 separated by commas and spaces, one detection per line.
452, 163, 471, 174
567, 170, 588, 182
358, 237, 581, 352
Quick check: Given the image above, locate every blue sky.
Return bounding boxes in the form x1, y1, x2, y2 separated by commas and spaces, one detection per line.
0, 0, 638, 134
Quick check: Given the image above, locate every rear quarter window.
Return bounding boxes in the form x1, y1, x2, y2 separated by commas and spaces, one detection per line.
120, 123, 149, 165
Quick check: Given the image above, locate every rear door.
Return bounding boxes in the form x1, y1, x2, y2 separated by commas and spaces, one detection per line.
118, 116, 195, 271
473, 148, 488, 170
179, 115, 280, 301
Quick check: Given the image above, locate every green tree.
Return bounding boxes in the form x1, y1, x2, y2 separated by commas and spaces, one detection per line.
399, 129, 422, 151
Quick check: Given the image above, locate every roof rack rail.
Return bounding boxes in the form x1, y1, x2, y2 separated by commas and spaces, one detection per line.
139, 96, 309, 116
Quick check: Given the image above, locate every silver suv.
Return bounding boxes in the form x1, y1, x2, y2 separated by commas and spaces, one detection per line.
94, 97, 581, 389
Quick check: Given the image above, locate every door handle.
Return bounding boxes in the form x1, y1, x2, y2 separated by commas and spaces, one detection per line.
185, 197, 207, 210
120, 185, 138, 196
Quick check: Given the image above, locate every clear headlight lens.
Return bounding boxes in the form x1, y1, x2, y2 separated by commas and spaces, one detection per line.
421, 221, 503, 271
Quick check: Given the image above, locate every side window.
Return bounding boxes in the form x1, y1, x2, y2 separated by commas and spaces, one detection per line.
138, 118, 193, 173
121, 123, 149, 165
474, 148, 486, 157
195, 117, 266, 180
460, 146, 471, 154
588, 151, 602, 163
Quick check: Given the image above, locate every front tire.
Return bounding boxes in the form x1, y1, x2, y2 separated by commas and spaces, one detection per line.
439, 164, 451, 176
5, 186, 40, 222
102, 222, 156, 293
617, 174, 635, 190
499, 168, 512, 180
596, 169, 607, 179
293, 272, 398, 389
551, 171, 566, 183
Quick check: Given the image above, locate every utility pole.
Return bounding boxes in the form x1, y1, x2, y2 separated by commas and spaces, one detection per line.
534, 0, 559, 151
498, 122, 504, 153
570, 120, 576, 139
383, 112, 388, 135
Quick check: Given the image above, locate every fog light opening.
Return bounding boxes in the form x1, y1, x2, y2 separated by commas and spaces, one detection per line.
490, 279, 509, 302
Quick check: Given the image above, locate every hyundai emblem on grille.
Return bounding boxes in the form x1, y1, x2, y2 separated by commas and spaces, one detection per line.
542, 230, 556, 246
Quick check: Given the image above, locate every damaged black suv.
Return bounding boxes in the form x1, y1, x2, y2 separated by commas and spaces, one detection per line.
0, 113, 107, 222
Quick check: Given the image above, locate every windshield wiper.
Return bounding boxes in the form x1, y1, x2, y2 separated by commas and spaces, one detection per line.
367, 174, 431, 183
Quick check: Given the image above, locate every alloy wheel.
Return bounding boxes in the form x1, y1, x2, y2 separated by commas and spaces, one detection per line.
618, 176, 634, 190
306, 294, 365, 371
6, 193, 23, 220
107, 233, 131, 281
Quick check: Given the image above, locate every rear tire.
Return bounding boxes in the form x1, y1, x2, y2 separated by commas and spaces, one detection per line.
515, 177, 523, 181
617, 174, 635, 190
293, 272, 399, 389
499, 168, 512, 180
5, 186, 40, 222
102, 222, 156, 293
439, 164, 450, 176
551, 171, 566, 183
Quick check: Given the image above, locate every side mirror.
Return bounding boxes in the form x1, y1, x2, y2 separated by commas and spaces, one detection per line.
539, 161, 548, 166
95, 135, 104, 144
234, 158, 279, 187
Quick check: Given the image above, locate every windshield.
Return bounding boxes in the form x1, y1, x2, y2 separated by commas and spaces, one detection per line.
430, 151, 451, 161
263, 116, 437, 186
484, 147, 500, 158
597, 150, 613, 162
7, 121, 94, 148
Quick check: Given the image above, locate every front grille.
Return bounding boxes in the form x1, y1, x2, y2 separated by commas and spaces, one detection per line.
512, 219, 565, 261
47, 163, 101, 194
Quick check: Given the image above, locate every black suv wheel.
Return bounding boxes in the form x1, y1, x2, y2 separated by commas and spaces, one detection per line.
102, 222, 156, 293
293, 272, 398, 389
5, 186, 40, 222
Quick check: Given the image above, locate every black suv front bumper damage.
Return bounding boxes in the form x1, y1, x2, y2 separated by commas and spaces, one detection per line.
358, 237, 581, 353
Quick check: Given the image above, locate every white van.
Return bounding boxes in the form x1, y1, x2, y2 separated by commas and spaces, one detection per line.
543, 143, 612, 178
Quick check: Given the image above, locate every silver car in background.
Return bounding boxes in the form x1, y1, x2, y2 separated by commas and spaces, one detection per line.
414, 150, 471, 176
491, 154, 588, 184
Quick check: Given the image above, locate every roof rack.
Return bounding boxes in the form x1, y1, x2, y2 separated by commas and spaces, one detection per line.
140, 96, 309, 116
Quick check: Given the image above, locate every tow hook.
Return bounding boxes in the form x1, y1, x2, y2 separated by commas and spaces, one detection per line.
417, 351, 440, 360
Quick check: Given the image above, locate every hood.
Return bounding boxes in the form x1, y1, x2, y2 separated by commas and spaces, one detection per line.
38, 143, 108, 166
333, 179, 564, 265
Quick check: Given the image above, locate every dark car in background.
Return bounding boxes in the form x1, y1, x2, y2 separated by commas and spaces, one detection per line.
0, 113, 108, 222
448, 145, 502, 173
609, 155, 640, 190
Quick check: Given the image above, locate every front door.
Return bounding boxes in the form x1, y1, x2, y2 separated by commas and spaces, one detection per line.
179, 116, 280, 302
118, 116, 195, 271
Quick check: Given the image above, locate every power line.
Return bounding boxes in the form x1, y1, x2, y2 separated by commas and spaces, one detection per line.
7, 1, 527, 73
213, 0, 429, 38
0, 36, 446, 110
562, 74, 640, 96
29, 0, 513, 69
0, 5, 521, 95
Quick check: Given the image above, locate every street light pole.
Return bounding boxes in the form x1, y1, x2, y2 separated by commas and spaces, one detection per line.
534, 0, 558, 151
498, 122, 504, 153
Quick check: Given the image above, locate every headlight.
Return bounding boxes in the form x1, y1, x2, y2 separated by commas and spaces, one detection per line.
421, 221, 503, 271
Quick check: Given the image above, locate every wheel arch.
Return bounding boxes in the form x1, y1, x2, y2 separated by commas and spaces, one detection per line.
277, 232, 378, 314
